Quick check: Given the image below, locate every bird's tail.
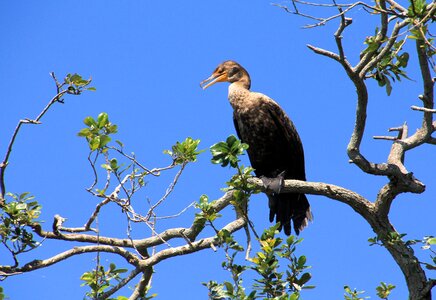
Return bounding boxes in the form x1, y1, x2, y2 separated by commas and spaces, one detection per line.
268, 193, 312, 235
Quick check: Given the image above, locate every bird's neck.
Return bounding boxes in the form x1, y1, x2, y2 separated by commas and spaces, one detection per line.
228, 82, 252, 110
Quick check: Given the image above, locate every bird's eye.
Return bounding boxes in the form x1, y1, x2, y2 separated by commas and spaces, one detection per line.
228, 66, 239, 77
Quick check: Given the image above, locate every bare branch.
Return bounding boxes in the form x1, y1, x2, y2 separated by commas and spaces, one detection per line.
29, 191, 235, 250
385, 0, 407, 13
145, 163, 187, 221
373, 136, 398, 141
0, 89, 67, 201
154, 201, 196, 220
307, 44, 342, 62
84, 198, 111, 231
138, 217, 246, 269
411, 105, 436, 113
274, 1, 403, 28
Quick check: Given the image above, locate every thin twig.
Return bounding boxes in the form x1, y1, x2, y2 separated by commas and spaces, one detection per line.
373, 136, 398, 140
0, 89, 67, 200
154, 201, 196, 220
411, 105, 436, 113
145, 163, 187, 221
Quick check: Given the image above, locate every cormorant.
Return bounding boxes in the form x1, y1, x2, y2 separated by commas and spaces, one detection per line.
201, 60, 312, 235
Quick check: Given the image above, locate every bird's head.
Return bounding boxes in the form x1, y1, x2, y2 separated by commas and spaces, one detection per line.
200, 60, 251, 90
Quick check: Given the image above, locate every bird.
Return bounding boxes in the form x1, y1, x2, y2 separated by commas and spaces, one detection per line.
200, 60, 312, 235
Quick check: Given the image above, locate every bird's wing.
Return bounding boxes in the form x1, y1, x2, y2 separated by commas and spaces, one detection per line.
232, 111, 243, 142
259, 95, 306, 180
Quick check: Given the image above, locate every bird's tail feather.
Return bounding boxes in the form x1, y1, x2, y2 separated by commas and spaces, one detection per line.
268, 193, 312, 235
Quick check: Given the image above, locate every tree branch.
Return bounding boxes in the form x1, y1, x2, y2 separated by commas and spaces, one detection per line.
0, 245, 139, 277
248, 178, 374, 218
138, 217, 246, 269
0, 89, 67, 203
128, 269, 153, 300
99, 267, 142, 299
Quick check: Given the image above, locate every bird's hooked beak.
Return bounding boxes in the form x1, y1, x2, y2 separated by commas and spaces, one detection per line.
200, 71, 228, 90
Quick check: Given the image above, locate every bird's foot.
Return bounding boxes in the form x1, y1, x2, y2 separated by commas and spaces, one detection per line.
260, 171, 286, 194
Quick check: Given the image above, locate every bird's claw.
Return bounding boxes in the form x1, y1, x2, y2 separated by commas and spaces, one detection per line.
260, 171, 286, 194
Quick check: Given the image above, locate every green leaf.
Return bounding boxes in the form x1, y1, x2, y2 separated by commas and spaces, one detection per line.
16, 203, 27, 210
97, 112, 109, 128
70, 74, 82, 83
297, 255, 306, 267
115, 140, 124, 148
87, 87, 97, 91
101, 164, 111, 171
223, 281, 234, 294
90, 136, 101, 151
385, 76, 392, 96
299, 272, 311, 285
427, 237, 436, 245
99, 135, 111, 148
77, 128, 91, 137
398, 52, 409, 68
110, 158, 118, 170
84, 116, 97, 127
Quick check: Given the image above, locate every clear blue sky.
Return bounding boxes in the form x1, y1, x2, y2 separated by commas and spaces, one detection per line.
1, 1, 434, 299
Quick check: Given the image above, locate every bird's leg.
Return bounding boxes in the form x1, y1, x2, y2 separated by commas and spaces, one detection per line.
260, 170, 286, 194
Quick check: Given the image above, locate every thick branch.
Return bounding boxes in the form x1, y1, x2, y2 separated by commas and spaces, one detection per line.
0, 245, 139, 276
248, 178, 374, 218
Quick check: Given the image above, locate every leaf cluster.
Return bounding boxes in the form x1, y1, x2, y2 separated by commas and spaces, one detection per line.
363, 36, 410, 96
407, 0, 428, 18
80, 263, 132, 300
204, 225, 314, 300
376, 282, 396, 299
78, 112, 118, 151
0, 192, 41, 258
210, 135, 260, 219
251, 224, 313, 298
64, 73, 96, 95
195, 194, 222, 225
164, 137, 203, 165
210, 135, 248, 168
225, 166, 259, 194
421, 236, 436, 271
368, 231, 408, 246
343, 282, 396, 300
343, 286, 369, 300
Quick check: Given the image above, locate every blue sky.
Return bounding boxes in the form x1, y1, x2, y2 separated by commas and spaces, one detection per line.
1, 1, 435, 299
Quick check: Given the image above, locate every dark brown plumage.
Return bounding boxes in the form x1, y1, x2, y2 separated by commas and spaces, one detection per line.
201, 60, 312, 235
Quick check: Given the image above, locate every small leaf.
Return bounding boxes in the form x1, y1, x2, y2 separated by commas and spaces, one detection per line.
427, 237, 436, 245
99, 135, 111, 148
115, 140, 124, 148
84, 116, 96, 127
90, 136, 101, 151
97, 112, 109, 128
77, 128, 91, 137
